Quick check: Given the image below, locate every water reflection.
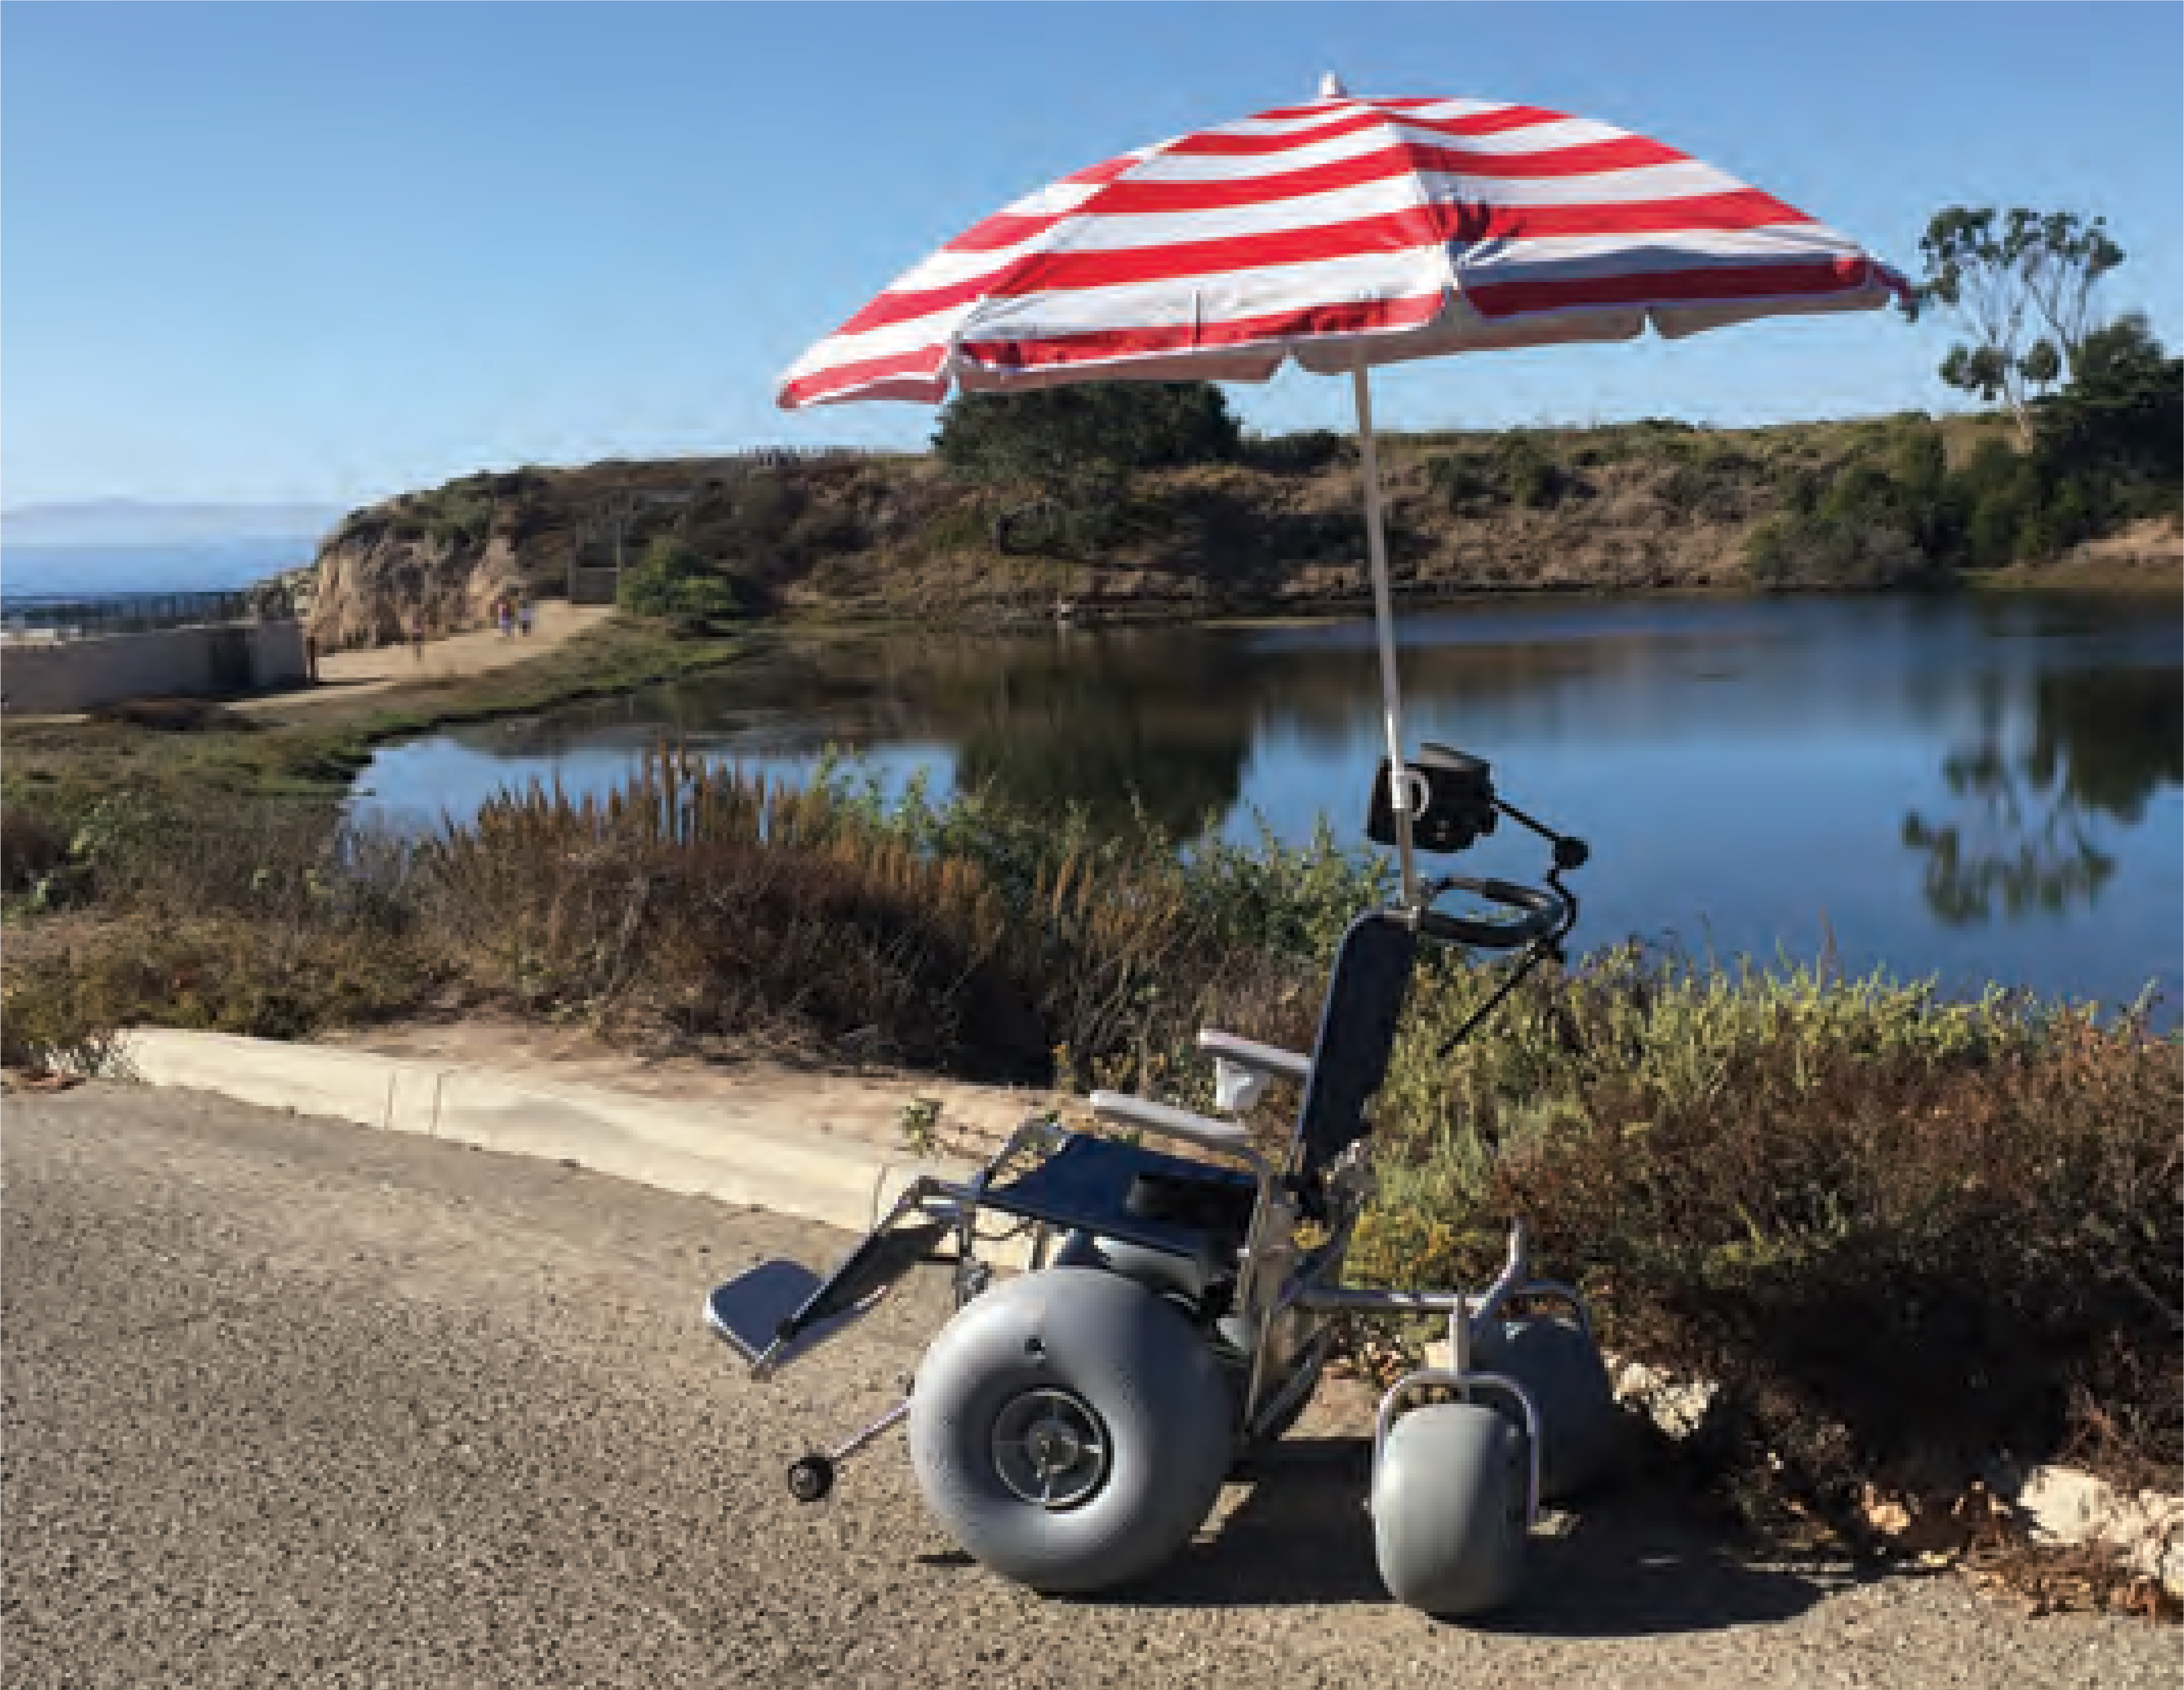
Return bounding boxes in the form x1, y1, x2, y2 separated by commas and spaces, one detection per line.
356, 596, 2182, 1012
1903, 665, 2180, 925
950, 659, 1250, 836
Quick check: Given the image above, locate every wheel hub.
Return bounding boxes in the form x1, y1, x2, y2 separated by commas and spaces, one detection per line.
991, 1387, 1109, 1510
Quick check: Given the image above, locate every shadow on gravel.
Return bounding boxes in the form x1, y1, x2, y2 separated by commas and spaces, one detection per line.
1114, 1438, 1851, 1636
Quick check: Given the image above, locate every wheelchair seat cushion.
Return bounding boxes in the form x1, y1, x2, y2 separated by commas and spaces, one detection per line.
1124, 1169, 1257, 1244
979, 1135, 1257, 1265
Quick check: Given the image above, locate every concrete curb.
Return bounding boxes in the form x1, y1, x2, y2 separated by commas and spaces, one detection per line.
121, 1027, 987, 1238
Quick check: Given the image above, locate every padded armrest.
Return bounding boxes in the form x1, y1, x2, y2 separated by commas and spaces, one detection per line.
1088, 1091, 1262, 1164
1197, 1028, 1312, 1085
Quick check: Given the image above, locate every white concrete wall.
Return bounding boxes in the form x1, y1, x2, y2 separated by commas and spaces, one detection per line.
2, 619, 307, 714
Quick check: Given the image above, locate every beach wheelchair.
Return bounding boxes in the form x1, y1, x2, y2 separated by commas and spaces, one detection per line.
704, 745, 1616, 1616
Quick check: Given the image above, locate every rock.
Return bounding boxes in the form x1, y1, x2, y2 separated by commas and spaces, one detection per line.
1610, 1357, 1723, 1443
1991, 1462, 2184, 1600
308, 524, 529, 652
1420, 1340, 1724, 1444
2009, 1465, 2119, 1544
1859, 1482, 2005, 1557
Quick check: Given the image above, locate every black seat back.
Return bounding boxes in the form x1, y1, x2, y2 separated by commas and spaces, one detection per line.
1292, 909, 1419, 1178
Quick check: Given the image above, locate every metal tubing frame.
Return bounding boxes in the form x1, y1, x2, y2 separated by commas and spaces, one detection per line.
1236, 1195, 1362, 1430
1465, 1217, 1533, 1337
1352, 362, 1419, 905
823, 1398, 912, 1466
751, 1175, 958, 1380
1243, 1319, 1341, 1441
1507, 1280, 1595, 1343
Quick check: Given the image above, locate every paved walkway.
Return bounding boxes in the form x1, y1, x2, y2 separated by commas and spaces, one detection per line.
5, 1085, 2174, 1688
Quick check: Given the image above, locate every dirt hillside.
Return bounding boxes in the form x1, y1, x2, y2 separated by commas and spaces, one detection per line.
304, 413, 2139, 649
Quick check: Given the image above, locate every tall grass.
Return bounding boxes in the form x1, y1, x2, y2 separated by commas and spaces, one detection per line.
418, 749, 1040, 1071
4, 755, 2175, 1510
0, 791, 443, 1056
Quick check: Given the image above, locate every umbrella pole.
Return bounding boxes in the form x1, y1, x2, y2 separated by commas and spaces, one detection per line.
1352, 363, 1418, 905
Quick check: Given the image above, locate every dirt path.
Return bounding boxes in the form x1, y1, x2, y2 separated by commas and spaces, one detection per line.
232, 602, 616, 717
5, 1085, 2174, 1688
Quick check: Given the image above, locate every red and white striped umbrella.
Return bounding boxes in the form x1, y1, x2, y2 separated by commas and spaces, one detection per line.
775, 78, 1906, 891
778, 77, 1904, 407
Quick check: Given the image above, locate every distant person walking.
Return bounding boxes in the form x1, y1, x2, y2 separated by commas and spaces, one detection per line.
410, 616, 425, 662
497, 598, 513, 639
517, 599, 534, 638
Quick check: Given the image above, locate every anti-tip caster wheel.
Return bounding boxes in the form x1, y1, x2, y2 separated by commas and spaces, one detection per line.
787, 1454, 836, 1503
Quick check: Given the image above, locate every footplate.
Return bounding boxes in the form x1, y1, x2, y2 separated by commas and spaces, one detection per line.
706, 1216, 950, 1379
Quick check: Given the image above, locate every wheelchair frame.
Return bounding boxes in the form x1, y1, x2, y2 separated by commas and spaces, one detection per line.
706, 750, 1597, 1536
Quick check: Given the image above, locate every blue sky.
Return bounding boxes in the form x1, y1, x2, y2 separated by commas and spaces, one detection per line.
5, 2, 2179, 508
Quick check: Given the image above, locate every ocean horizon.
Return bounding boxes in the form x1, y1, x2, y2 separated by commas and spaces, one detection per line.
0, 536, 318, 604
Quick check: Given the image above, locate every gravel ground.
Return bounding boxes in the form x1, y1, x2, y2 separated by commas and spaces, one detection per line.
3, 1084, 2174, 1688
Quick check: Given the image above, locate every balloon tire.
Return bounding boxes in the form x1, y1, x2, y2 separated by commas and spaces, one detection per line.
909, 1267, 1233, 1594
1372, 1401, 1529, 1618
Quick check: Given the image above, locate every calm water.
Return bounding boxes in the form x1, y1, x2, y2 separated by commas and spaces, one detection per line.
355, 595, 2183, 1014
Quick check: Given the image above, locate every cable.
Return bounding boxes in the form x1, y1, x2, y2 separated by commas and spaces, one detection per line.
1433, 865, 1581, 1062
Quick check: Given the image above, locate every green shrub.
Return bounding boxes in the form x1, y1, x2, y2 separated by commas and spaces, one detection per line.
1815, 457, 1891, 524
421, 487, 494, 549
1889, 425, 1949, 505
1347, 945, 2180, 1515
617, 536, 766, 623
1424, 435, 1572, 511
1656, 445, 1760, 522
1494, 433, 1566, 508
0, 805, 69, 893
1423, 451, 1499, 512
1243, 430, 1350, 474
1742, 510, 1924, 588
2035, 312, 2183, 514
934, 383, 1241, 484
913, 502, 993, 557
1744, 518, 1792, 587
1776, 463, 1824, 516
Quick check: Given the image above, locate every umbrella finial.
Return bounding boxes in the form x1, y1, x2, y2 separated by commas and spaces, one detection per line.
1317, 72, 1349, 101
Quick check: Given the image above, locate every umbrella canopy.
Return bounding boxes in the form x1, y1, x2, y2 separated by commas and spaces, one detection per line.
775, 79, 1905, 895
777, 77, 1904, 407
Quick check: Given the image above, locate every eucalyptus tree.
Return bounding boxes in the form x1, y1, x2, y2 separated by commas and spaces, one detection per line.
1911, 207, 2124, 442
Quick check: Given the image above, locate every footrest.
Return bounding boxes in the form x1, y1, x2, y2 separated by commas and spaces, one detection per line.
706, 1260, 826, 1366
705, 1217, 951, 1376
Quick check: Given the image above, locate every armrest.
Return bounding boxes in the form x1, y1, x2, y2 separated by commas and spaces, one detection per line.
1197, 1028, 1312, 1085
1088, 1090, 1264, 1166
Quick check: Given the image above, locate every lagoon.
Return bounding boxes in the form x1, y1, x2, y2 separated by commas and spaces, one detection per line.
354, 594, 2183, 1016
